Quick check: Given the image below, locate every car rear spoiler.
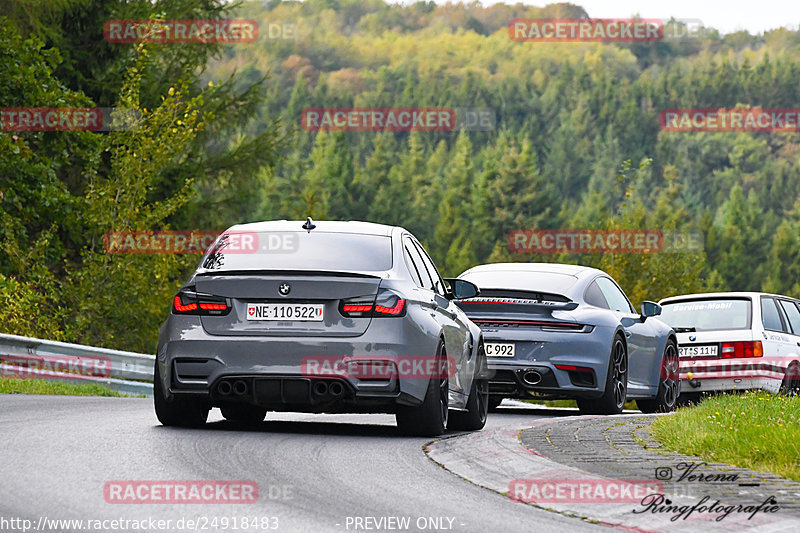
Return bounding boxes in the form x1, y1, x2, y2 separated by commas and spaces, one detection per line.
456, 296, 579, 311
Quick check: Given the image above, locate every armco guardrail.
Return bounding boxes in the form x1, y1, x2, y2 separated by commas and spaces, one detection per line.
0, 333, 154, 396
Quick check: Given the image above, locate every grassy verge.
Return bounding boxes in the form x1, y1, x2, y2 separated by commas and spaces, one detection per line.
0, 377, 126, 397
650, 392, 800, 481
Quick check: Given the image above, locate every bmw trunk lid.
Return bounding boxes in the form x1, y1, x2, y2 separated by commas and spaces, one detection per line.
191, 226, 393, 337
195, 272, 382, 337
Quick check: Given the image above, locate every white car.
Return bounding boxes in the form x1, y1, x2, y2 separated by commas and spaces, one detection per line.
658, 292, 800, 399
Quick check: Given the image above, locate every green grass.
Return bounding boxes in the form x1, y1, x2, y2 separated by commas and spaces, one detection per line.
650, 392, 800, 481
0, 377, 126, 397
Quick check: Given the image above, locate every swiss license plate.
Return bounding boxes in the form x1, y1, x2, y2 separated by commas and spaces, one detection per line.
678, 345, 718, 357
246, 303, 324, 321
486, 342, 515, 357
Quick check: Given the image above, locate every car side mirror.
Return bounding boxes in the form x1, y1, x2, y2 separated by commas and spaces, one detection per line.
444, 279, 480, 300
640, 301, 662, 320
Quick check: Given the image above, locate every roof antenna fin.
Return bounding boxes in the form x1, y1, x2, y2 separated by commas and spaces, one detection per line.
302, 216, 316, 232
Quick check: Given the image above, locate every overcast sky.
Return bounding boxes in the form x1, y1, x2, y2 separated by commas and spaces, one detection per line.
420, 1, 799, 35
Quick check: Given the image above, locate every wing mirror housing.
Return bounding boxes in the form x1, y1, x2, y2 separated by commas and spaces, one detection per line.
444, 279, 480, 300
640, 301, 662, 320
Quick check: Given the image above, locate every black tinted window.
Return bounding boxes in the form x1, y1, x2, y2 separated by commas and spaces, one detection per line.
761, 297, 785, 332
403, 240, 423, 287
585, 281, 609, 309
779, 300, 800, 335
199, 232, 392, 272
413, 241, 445, 295
596, 277, 633, 313
405, 239, 433, 289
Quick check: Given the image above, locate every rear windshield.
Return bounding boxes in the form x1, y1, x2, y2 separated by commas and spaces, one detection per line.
660, 298, 752, 331
197, 231, 392, 272
461, 271, 578, 296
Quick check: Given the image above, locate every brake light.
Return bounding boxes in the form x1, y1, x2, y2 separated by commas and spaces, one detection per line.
720, 341, 763, 358
375, 298, 405, 315
340, 290, 406, 318
173, 296, 197, 312
555, 364, 594, 372
199, 303, 227, 311
172, 290, 231, 316
342, 305, 372, 313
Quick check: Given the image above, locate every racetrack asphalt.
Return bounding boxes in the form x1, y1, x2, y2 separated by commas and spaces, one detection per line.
0, 395, 609, 533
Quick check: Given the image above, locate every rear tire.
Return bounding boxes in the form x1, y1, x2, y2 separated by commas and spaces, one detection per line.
448, 343, 489, 431
677, 392, 703, 406
488, 397, 503, 412
779, 363, 800, 396
638, 340, 680, 414
396, 342, 449, 437
577, 336, 627, 415
153, 362, 208, 428
221, 404, 268, 423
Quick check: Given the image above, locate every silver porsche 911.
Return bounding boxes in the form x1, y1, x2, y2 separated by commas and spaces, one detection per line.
155, 219, 488, 436
456, 263, 679, 414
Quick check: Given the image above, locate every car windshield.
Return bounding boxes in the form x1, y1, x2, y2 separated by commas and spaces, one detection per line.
660, 298, 752, 331
198, 232, 392, 272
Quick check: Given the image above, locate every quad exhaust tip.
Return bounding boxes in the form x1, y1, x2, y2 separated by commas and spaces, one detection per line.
329, 381, 344, 397
217, 381, 232, 396
522, 370, 542, 386
232, 380, 248, 395
312, 381, 329, 397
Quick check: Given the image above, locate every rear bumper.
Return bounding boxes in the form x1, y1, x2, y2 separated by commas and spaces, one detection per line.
680, 357, 790, 394
486, 360, 604, 399
480, 326, 614, 400
156, 315, 438, 410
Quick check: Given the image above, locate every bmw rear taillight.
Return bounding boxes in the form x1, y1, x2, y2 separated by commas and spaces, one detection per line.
340, 290, 406, 318
720, 341, 763, 358
172, 290, 231, 316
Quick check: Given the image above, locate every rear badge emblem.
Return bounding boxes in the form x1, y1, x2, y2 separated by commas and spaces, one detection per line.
279, 283, 291, 295
689, 335, 696, 341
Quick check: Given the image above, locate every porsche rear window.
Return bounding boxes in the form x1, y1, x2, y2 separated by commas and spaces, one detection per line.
660, 298, 752, 331
461, 271, 578, 295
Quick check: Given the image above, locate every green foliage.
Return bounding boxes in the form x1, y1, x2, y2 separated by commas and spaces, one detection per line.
0, 6, 283, 352
4, 1, 800, 353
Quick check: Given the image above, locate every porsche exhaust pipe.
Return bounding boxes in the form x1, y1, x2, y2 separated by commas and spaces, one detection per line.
522, 370, 542, 386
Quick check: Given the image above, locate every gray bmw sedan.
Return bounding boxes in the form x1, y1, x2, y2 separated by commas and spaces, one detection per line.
155, 219, 488, 436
